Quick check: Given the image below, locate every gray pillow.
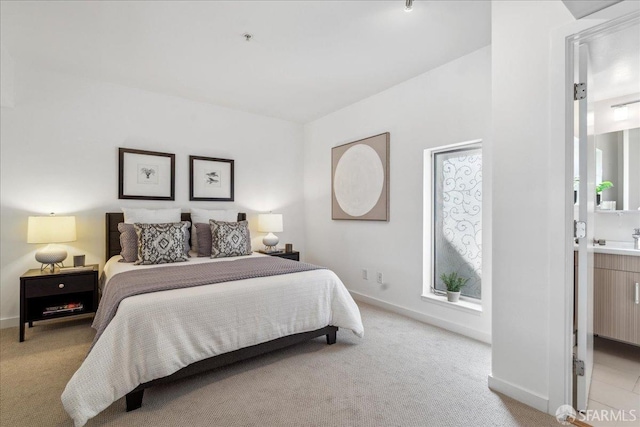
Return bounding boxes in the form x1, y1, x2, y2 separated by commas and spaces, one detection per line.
195, 223, 212, 257
133, 222, 190, 265
118, 222, 190, 263
180, 221, 192, 255
118, 223, 139, 263
210, 220, 251, 258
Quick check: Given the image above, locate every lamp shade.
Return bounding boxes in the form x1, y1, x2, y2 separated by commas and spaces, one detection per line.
258, 214, 283, 233
27, 216, 77, 244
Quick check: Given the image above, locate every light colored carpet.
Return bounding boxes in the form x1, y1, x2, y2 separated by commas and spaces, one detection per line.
1, 303, 557, 426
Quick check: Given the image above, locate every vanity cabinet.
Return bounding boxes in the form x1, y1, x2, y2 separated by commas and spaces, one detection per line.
593, 254, 640, 346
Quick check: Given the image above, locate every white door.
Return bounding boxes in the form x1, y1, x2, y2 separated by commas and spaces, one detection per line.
575, 42, 595, 413
572, 14, 640, 411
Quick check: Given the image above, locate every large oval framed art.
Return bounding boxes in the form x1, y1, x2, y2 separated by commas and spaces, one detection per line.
331, 133, 389, 221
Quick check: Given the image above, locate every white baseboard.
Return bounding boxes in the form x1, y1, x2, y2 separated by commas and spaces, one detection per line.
349, 290, 491, 344
488, 374, 549, 413
0, 316, 19, 329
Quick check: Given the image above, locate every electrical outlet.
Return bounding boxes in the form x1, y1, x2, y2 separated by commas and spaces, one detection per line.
377, 272, 384, 284
362, 269, 368, 280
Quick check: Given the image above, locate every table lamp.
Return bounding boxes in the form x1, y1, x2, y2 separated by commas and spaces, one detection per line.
27, 214, 76, 272
258, 213, 283, 253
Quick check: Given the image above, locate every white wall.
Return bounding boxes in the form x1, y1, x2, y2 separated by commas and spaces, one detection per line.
490, 0, 575, 413
547, 0, 640, 415
596, 212, 640, 240
0, 63, 304, 327
303, 46, 492, 343
0, 45, 15, 108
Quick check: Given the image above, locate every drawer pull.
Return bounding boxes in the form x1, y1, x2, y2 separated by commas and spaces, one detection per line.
58, 283, 65, 289
636, 283, 639, 305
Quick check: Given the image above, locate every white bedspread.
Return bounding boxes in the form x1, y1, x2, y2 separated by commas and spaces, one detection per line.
61, 254, 364, 427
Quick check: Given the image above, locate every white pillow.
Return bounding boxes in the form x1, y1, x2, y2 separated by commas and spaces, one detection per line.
122, 208, 182, 224
189, 208, 239, 251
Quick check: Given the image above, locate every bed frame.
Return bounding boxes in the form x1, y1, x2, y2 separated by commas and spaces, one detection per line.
105, 213, 338, 411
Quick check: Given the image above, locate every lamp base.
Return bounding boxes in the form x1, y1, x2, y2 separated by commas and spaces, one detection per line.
262, 233, 279, 252
40, 262, 64, 273
35, 245, 67, 273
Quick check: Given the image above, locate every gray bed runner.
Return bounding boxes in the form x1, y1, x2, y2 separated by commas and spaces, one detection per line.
90, 257, 324, 351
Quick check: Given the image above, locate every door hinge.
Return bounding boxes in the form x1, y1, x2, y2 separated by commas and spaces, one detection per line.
574, 221, 586, 239
573, 356, 585, 377
574, 83, 586, 100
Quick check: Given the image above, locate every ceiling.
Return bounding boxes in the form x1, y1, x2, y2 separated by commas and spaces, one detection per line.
588, 20, 640, 101
561, 0, 623, 19
0, 1, 491, 123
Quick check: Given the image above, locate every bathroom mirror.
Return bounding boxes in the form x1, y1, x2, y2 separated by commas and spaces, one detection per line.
595, 127, 640, 211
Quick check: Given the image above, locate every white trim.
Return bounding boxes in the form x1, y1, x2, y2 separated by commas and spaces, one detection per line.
548, 18, 600, 418
350, 290, 491, 344
426, 139, 483, 155
0, 316, 19, 329
421, 293, 482, 315
488, 374, 549, 413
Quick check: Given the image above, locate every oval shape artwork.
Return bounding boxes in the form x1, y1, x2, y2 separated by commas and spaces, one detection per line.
333, 144, 384, 217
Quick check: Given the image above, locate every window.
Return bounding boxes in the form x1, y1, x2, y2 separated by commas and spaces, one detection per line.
424, 141, 482, 301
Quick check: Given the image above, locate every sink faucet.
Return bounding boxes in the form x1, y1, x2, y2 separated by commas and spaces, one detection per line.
634, 228, 640, 250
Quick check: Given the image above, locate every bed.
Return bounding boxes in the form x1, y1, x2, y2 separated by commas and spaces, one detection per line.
61, 212, 364, 427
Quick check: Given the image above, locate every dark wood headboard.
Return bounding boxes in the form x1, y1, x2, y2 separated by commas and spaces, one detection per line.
105, 212, 246, 261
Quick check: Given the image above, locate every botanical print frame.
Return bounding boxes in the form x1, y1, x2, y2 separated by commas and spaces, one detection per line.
119, 148, 175, 200
189, 156, 234, 201
331, 132, 389, 221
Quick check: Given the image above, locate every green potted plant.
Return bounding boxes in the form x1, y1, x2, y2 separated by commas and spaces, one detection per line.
440, 272, 470, 302
595, 181, 614, 206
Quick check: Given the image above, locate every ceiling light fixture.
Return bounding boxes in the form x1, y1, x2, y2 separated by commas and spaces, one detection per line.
405, 0, 413, 12
611, 99, 638, 122
613, 106, 628, 121
610, 99, 639, 109
242, 33, 253, 42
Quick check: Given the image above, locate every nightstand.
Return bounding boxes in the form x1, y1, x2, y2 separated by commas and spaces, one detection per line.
257, 250, 300, 261
19, 265, 99, 342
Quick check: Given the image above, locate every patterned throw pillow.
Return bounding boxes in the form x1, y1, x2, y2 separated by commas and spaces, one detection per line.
189, 209, 239, 252
134, 222, 189, 265
119, 222, 190, 263
209, 220, 252, 258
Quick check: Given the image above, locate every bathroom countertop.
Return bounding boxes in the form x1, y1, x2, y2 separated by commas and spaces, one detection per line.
574, 241, 640, 256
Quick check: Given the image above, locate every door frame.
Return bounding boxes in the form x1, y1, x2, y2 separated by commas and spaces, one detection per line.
574, 41, 595, 412
547, 4, 640, 415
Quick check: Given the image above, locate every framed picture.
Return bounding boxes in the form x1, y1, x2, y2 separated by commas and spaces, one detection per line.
118, 148, 175, 200
331, 132, 389, 221
189, 156, 234, 201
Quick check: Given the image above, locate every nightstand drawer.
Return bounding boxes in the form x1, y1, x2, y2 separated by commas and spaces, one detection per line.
25, 274, 94, 298
257, 250, 300, 261
277, 252, 300, 261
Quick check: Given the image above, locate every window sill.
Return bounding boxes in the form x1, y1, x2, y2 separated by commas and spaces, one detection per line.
421, 293, 483, 315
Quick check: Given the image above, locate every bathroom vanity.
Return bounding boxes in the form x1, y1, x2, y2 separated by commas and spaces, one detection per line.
592, 246, 640, 346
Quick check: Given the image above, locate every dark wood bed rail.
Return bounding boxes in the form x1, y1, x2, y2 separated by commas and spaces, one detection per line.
126, 326, 338, 411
